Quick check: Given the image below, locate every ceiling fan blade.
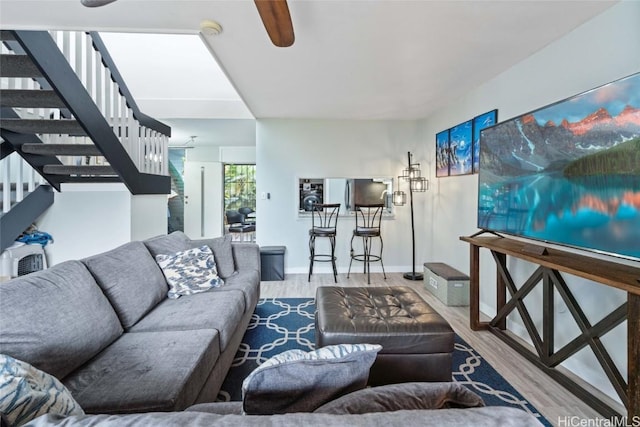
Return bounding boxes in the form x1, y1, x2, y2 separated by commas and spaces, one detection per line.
81, 0, 117, 6
254, 0, 295, 47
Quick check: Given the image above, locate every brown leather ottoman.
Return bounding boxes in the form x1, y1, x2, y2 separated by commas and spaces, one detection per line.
315, 286, 454, 385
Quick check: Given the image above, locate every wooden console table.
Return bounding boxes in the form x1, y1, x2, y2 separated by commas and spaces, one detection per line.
460, 235, 640, 419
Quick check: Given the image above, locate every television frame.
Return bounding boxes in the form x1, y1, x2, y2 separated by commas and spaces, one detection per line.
477, 72, 640, 262
472, 109, 498, 174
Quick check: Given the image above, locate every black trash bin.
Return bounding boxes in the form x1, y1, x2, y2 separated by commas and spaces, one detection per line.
260, 246, 286, 281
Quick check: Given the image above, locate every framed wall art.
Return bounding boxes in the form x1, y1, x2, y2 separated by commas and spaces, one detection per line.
449, 120, 473, 176
436, 130, 450, 177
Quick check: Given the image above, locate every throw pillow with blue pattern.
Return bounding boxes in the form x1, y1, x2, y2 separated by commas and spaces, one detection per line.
242, 343, 382, 415
156, 245, 224, 299
0, 354, 84, 426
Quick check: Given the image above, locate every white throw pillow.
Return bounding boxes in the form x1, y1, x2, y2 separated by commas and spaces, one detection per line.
156, 245, 224, 299
0, 354, 84, 426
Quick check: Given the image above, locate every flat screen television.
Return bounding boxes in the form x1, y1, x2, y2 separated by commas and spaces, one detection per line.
477, 72, 640, 261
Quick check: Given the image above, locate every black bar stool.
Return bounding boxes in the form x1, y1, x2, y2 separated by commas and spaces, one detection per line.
347, 203, 386, 284
308, 203, 341, 282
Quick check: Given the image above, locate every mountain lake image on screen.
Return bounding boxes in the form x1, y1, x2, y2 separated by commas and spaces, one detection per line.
477, 72, 640, 261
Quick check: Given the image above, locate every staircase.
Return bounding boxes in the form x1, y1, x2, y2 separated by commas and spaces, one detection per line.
168, 160, 185, 233
0, 29, 171, 251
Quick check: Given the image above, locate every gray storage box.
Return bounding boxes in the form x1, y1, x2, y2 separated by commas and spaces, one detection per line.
423, 262, 470, 306
260, 246, 286, 281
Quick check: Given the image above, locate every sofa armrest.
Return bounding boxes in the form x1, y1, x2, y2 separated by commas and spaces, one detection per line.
232, 243, 260, 274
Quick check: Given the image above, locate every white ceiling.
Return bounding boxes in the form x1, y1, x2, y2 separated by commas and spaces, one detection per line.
98, 32, 252, 121
96, 32, 256, 147
0, 0, 618, 136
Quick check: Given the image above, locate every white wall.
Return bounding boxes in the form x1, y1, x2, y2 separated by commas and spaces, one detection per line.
420, 1, 640, 404
130, 194, 169, 241
220, 146, 256, 164
186, 146, 220, 163
185, 144, 256, 164
256, 118, 425, 274
36, 184, 167, 265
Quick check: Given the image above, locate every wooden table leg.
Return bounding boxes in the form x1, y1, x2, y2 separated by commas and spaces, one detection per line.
629, 292, 639, 419
495, 252, 507, 330
469, 243, 481, 331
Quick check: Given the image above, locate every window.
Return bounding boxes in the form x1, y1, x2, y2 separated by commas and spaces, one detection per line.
224, 164, 256, 212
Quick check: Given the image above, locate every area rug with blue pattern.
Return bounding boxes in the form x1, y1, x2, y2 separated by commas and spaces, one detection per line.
218, 298, 550, 426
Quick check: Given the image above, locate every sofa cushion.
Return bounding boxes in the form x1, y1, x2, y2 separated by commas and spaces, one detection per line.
63, 330, 220, 414
189, 235, 236, 279
82, 241, 168, 329
230, 243, 260, 275
0, 354, 84, 426
127, 290, 245, 352
156, 245, 224, 299
216, 270, 260, 311
314, 382, 485, 414
0, 260, 123, 379
143, 231, 191, 258
186, 402, 243, 415
241, 344, 382, 415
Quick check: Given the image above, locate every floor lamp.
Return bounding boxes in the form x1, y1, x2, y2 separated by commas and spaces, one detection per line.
393, 151, 428, 281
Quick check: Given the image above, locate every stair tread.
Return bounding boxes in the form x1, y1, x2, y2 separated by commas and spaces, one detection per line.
43, 165, 116, 176
21, 143, 102, 156
58, 176, 122, 184
0, 30, 16, 41
1, 118, 86, 136
0, 89, 65, 108
0, 54, 42, 78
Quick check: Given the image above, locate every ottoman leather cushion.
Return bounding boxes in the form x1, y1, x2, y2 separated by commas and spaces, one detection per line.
315, 286, 454, 354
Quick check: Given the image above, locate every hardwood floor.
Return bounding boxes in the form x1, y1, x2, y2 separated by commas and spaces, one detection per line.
260, 272, 612, 426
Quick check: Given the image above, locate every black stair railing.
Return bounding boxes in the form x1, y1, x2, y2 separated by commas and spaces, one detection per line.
3, 30, 170, 194
0, 29, 172, 251
88, 32, 171, 138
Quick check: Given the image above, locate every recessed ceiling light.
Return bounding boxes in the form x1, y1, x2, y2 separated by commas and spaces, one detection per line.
200, 20, 223, 37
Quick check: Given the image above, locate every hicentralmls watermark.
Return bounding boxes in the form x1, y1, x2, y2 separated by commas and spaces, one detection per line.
557, 416, 640, 427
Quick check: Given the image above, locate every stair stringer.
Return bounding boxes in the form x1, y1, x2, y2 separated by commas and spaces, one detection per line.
0, 184, 53, 251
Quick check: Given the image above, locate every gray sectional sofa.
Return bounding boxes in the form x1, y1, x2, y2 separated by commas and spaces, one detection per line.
22, 382, 543, 426
1, 231, 544, 426
26, 407, 542, 426
0, 231, 260, 415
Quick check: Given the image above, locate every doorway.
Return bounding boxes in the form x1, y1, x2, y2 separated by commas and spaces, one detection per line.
224, 164, 256, 239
